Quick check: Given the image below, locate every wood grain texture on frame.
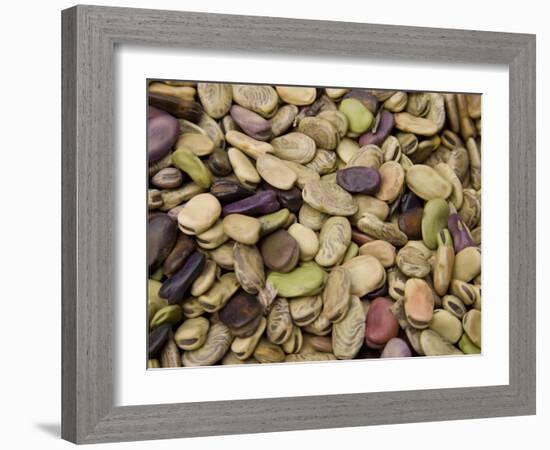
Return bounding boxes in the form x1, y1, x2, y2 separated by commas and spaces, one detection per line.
61, 5, 536, 444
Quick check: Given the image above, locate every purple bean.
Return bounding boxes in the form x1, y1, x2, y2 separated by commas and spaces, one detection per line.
230, 105, 272, 141
222, 190, 280, 216
147, 106, 179, 162
159, 251, 206, 304
380, 337, 412, 358
448, 213, 475, 252
148, 324, 171, 358
336, 167, 381, 194
358, 111, 395, 146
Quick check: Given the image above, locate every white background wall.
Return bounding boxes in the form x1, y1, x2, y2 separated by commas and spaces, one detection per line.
0, 0, 546, 448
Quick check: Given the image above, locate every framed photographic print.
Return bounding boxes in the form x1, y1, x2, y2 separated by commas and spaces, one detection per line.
61, 5, 536, 444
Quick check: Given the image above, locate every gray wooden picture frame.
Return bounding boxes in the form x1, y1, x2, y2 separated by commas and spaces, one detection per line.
61, 4, 536, 444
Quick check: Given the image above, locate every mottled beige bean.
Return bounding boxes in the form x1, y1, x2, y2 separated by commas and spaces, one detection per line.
197, 83, 233, 119
315, 217, 352, 267
318, 110, 349, 138
356, 212, 408, 246
298, 116, 339, 150
394, 112, 439, 136
160, 336, 182, 368
322, 267, 352, 323
270, 132, 316, 164
267, 298, 294, 344
233, 242, 265, 294
182, 322, 233, 366
396, 244, 431, 278
232, 84, 278, 117
271, 104, 299, 137
333, 296, 365, 359
302, 180, 358, 216
285, 352, 337, 362
384, 91, 408, 112
305, 149, 338, 175
288, 295, 323, 327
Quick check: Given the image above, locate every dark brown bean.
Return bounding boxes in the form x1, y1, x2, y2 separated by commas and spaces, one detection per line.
162, 233, 196, 276
260, 229, 300, 272
207, 148, 233, 176
148, 93, 203, 122
147, 214, 178, 273
219, 290, 263, 336
210, 179, 255, 204
398, 207, 423, 239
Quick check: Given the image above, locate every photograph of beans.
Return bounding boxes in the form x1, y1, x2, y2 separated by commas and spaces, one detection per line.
147, 81, 482, 368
